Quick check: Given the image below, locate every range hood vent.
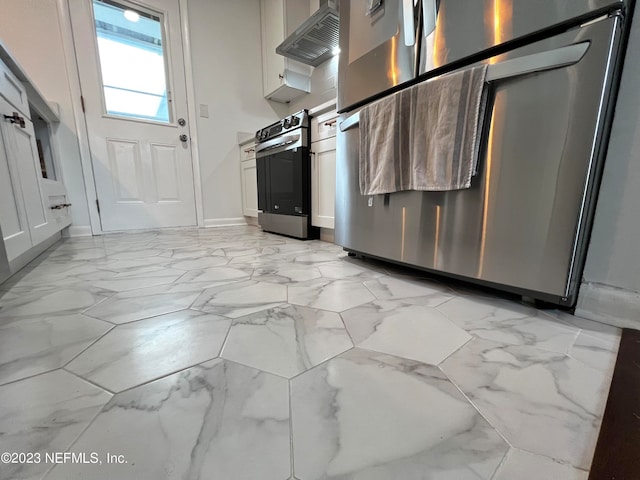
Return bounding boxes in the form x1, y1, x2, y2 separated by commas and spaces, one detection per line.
276, 1, 339, 68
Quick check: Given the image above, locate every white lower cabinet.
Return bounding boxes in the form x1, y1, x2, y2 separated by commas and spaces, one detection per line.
0, 95, 53, 260
1, 52, 70, 267
0, 101, 31, 261
240, 142, 258, 218
241, 158, 258, 218
311, 136, 336, 229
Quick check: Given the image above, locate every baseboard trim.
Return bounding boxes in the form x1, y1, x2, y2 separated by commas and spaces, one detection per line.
576, 282, 640, 330
63, 225, 93, 237
319, 228, 335, 243
203, 217, 248, 228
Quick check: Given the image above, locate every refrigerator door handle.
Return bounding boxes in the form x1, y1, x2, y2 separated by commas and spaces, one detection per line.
422, 0, 437, 37
339, 112, 361, 132
485, 42, 589, 81
339, 42, 590, 133
402, 0, 416, 46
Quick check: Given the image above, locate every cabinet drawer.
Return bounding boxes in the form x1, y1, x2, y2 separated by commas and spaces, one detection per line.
311, 109, 338, 142
241, 143, 256, 161
0, 59, 29, 118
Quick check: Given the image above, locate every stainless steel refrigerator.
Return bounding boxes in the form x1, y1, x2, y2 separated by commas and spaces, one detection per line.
335, 0, 634, 306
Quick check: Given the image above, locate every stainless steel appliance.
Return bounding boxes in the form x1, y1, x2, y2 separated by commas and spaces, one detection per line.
256, 110, 317, 239
336, 0, 634, 306
276, 0, 339, 67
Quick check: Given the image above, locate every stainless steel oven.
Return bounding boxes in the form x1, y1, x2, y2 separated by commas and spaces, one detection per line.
255, 110, 316, 239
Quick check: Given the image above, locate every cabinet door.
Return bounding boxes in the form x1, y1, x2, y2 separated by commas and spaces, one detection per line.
261, 0, 286, 97
0, 97, 50, 249
0, 98, 32, 261
241, 159, 258, 217
311, 137, 336, 229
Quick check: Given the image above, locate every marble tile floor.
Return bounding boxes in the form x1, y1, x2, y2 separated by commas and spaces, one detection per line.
0, 226, 620, 480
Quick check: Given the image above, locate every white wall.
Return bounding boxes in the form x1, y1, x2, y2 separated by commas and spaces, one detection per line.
577, 7, 640, 328
186, 0, 283, 225
0, 0, 91, 231
288, 55, 338, 113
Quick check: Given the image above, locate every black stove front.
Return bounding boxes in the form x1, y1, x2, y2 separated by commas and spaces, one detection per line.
255, 110, 317, 239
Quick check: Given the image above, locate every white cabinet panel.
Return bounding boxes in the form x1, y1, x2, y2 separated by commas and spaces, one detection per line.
0, 99, 31, 261
241, 158, 258, 218
11, 117, 49, 245
0, 60, 29, 118
311, 136, 336, 229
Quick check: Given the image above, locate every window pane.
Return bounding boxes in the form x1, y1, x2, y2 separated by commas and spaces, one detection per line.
92, 0, 171, 123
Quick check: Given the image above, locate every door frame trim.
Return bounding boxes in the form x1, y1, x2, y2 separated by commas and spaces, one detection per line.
57, 0, 103, 234
58, 0, 204, 234
178, 0, 204, 228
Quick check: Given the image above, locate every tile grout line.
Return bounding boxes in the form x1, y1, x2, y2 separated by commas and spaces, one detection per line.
288, 379, 295, 479
488, 448, 510, 480
437, 362, 514, 449
63, 368, 116, 396
0, 367, 64, 389
77, 351, 231, 397
61, 323, 117, 368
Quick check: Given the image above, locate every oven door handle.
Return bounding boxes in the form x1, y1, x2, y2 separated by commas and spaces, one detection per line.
255, 134, 300, 153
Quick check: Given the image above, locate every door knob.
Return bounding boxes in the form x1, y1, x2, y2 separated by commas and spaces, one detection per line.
179, 134, 188, 142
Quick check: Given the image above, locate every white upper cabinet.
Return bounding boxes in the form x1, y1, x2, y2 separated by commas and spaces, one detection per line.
260, 0, 312, 103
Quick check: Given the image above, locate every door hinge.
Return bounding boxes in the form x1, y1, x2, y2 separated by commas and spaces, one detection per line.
81, 95, 85, 113
96, 199, 100, 214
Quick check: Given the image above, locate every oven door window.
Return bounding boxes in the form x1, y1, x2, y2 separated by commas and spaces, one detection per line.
268, 150, 304, 215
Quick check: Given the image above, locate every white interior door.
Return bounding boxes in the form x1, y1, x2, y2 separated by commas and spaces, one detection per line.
70, 0, 197, 231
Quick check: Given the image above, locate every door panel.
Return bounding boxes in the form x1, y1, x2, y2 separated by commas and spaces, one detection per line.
338, 0, 418, 110
11, 118, 49, 245
339, 0, 624, 111
241, 159, 258, 217
107, 138, 144, 202
0, 98, 31, 261
151, 144, 181, 202
70, 0, 196, 231
311, 137, 336, 229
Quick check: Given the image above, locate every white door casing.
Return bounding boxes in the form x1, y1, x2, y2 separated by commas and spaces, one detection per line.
69, 0, 197, 231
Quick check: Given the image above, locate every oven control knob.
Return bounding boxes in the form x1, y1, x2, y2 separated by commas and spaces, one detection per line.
291, 116, 300, 127
283, 117, 292, 129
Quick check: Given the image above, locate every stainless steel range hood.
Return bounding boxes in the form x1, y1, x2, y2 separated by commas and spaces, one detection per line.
276, 0, 339, 67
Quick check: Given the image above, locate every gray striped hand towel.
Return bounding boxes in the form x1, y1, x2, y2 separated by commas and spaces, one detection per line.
359, 64, 488, 195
